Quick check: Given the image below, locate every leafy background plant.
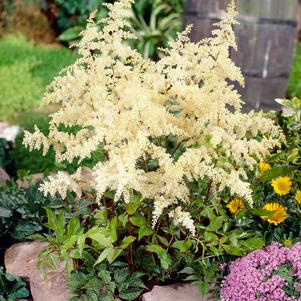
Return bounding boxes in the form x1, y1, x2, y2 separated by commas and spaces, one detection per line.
288, 43, 301, 99
0, 266, 31, 301
0, 34, 76, 121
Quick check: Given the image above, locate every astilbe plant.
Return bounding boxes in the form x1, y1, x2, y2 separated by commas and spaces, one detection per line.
220, 243, 301, 301
23, 0, 283, 234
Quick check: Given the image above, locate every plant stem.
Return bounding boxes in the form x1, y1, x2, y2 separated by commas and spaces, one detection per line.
205, 179, 213, 203
128, 215, 134, 272
170, 141, 181, 157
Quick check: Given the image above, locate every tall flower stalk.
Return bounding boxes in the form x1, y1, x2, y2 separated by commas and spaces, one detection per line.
24, 0, 283, 234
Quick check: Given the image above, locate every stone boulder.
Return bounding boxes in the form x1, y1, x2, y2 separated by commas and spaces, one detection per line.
0, 122, 20, 142
5, 241, 70, 301
141, 283, 214, 301
17, 173, 45, 189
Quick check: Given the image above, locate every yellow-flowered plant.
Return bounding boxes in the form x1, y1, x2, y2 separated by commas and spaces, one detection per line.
261, 203, 288, 225
284, 239, 292, 247
295, 190, 301, 204
258, 162, 271, 177
227, 198, 245, 215
23, 0, 283, 234
272, 176, 292, 196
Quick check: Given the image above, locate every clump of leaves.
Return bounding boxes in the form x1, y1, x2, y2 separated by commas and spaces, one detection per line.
33, 193, 265, 298
0, 181, 50, 241
272, 263, 301, 298
0, 266, 30, 301
69, 262, 146, 301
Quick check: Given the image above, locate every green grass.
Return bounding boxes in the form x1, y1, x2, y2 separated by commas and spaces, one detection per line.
0, 34, 77, 121
288, 43, 301, 99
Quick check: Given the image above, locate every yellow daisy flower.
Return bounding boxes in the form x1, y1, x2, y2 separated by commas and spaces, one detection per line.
284, 239, 292, 247
227, 198, 245, 215
258, 162, 271, 177
295, 190, 301, 204
271, 176, 292, 196
261, 203, 288, 225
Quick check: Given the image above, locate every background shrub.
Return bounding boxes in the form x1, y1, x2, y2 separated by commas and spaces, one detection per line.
0, 34, 76, 121
288, 43, 301, 98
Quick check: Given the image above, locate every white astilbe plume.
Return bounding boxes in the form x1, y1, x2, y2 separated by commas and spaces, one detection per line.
23, 0, 283, 233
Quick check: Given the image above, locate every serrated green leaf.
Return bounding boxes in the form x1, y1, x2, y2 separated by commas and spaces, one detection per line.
77, 235, 86, 256
130, 214, 146, 227
204, 231, 218, 242
222, 244, 244, 256
94, 248, 110, 266
242, 237, 265, 250
66, 217, 81, 238
157, 236, 169, 246
93, 208, 107, 225
252, 208, 275, 217
113, 268, 129, 283
206, 216, 224, 231
138, 225, 153, 240
109, 217, 118, 243
127, 277, 147, 289
119, 288, 142, 300
119, 236, 136, 250
58, 26, 83, 42
146, 244, 171, 269
260, 166, 294, 181
179, 267, 195, 274
171, 240, 193, 253
98, 270, 111, 284
125, 194, 142, 215
107, 248, 122, 264
87, 227, 112, 248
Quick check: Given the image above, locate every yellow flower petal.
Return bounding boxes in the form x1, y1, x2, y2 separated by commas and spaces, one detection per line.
227, 198, 245, 215
295, 190, 301, 204
271, 176, 292, 196
258, 162, 271, 177
261, 203, 287, 225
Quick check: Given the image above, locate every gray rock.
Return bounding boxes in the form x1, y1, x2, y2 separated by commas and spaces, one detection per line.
0, 122, 20, 142
5, 241, 70, 301
141, 283, 215, 301
17, 173, 45, 189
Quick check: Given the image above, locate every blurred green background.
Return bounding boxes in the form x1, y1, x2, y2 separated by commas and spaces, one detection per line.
0, 0, 184, 122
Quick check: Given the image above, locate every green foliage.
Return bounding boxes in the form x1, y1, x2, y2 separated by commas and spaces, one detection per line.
0, 266, 30, 301
0, 34, 77, 120
11, 112, 57, 174
33, 187, 265, 298
273, 263, 301, 298
53, 0, 108, 34
69, 263, 146, 301
56, 0, 184, 60
0, 138, 11, 169
130, 0, 184, 60
0, 181, 50, 241
288, 43, 301, 98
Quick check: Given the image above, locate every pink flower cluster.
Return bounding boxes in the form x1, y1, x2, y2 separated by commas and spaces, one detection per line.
220, 243, 301, 301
